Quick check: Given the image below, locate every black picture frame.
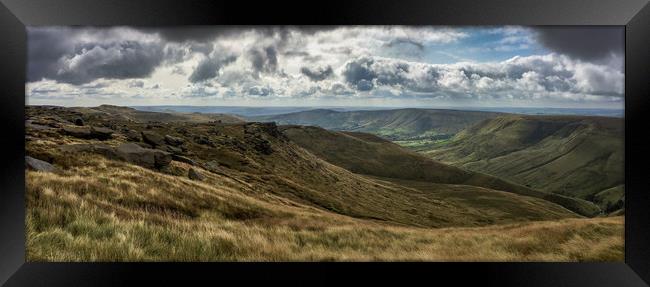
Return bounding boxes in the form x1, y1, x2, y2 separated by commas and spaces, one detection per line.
1, 0, 649, 286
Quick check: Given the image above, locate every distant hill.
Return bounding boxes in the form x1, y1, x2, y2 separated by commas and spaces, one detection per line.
252, 108, 502, 140
71, 105, 245, 123
281, 125, 600, 217
423, 115, 624, 208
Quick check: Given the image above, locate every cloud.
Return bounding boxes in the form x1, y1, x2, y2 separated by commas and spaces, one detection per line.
171, 66, 186, 75
247, 86, 273, 97
128, 80, 145, 88
54, 41, 165, 85
248, 46, 278, 78
140, 26, 234, 43
384, 38, 424, 50
26, 26, 624, 107
342, 57, 377, 86
534, 27, 624, 62
188, 54, 238, 83
27, 27, 75, 83
339, 54, 623, 100
28, 27, 165, 85
300, 66, 333, 81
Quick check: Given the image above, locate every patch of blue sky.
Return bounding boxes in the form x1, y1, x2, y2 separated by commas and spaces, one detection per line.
420, 27, 551, 64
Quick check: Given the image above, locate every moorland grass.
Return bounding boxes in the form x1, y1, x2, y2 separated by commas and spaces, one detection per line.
27, 157, 623, 262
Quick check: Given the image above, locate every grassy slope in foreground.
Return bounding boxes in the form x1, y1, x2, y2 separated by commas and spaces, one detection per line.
281, 125, 600, 217
252, 108, 501, 140
27, 159, 623, 261
423, 115, 624, 206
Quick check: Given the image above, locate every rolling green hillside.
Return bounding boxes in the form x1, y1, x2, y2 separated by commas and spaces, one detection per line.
423, 115, 624, 208
252, 108, 501, 140
281, 125, 600, 216
25, 105, 623, 261
26, 106, 581, 231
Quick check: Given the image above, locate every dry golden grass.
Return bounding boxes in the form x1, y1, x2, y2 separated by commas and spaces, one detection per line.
26, 155, 624, 262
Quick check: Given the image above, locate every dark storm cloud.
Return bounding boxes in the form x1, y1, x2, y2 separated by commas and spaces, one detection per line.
300, 66, 333, 81
56, 41, 165, 85
248, 46, 278, 78
342, 57, 377, 86
140, 26, 233, 43
27, 27, 166, 85
188, 55, 238, 83
27, 26, 340, 85
139, 26, 335, 44
27, 27, 76, 83
534, 27, 624, 62
342, 57, 416, 91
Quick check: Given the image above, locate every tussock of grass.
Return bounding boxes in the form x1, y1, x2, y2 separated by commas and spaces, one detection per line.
27, 155, 623, 262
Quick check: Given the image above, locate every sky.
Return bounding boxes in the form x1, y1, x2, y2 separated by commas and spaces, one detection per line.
25, 26, 624, 109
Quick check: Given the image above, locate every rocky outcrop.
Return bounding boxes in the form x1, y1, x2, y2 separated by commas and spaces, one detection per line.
164, 135, 185, 146
188, 168, 204, 181
205, 160, 220, 171
58, 143, 171, 169
193, 135, 215, 147
115, 143, 171, 169
25, 156, 56, 172
171, 154, 197, 166
62, 126, 92, 138
124, 129, 142, 142
142, 131, 165, 147
90, 126, 114, 140
61, 126, 114, 140
26, 120, 55, 130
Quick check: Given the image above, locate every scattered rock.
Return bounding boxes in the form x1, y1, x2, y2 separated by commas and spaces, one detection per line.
252, 138, 273, 155
115, 143, 171, 169
142, 131, 165, 147
26, 121, 54, 130
62, 126, 113, 140
124, 129, 142, 142
188, 168, 204, 181
74, 118, 85, 126
193, 135, 215, 147
62, 126, 92, 138
245, 122, 284, 138
90, 126, 114, 140
135, 142, 154, 149
165, 145, 183, 155
164, 135, 185, 146
58, 143, 171, 169
204, 160, 220, 171
25, 156, 56, 172
171, 154, 197, 166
